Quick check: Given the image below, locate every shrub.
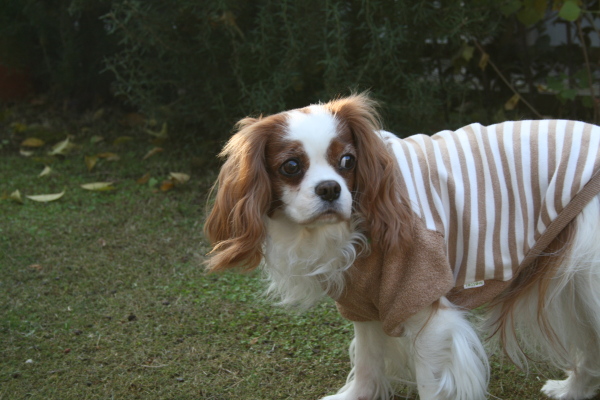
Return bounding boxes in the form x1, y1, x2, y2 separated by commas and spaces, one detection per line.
102, 0, 505, 137
2, 0, 598, 138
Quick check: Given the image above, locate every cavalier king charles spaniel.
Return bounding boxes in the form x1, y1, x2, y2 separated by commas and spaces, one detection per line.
204, 93, 600, 400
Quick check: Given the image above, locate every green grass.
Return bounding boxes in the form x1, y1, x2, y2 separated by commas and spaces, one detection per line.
0, 104, 567, 399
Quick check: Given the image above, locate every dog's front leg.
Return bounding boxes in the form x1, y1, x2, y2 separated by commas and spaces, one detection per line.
404, 297, 489, 400
322, 321, 392, 400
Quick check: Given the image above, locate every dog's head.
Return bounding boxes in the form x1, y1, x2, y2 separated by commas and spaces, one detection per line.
204, 93, 413, 271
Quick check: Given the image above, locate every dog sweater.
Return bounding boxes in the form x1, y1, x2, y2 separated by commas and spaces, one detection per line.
335, 120, 600, 336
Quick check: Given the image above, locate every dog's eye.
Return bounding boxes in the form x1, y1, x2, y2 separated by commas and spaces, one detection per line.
339, 154, 356, 170
280, 159, 302, 176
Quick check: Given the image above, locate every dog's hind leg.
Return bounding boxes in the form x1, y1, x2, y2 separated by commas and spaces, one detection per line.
541, 200, 600, 400
495, 196, 600, 400
539, 255, 600, 400
542, 361, 600, 400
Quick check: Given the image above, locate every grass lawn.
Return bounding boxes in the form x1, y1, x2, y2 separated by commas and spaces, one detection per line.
0, 104, 563, 399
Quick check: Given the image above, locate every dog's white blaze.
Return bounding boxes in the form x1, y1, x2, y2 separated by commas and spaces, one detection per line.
282, 108, 353, 223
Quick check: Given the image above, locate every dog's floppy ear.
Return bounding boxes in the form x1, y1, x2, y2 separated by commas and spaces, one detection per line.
325, 93, 413, 253
204, 116, 279, 271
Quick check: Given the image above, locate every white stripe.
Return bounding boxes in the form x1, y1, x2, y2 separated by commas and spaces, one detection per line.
486, 123, 512, 278
389, 139, 421, 216
471, 124, 497, 280
455, 128, 480, 283
405, 137, 437, 230
561, 121, 583, 207
519, 120, 537, 252
580, 125, 600, 191
544, 121, 567, 222
536, 120, 550, 235
502, 122, 526, 272
441, 131, 466, 273
431, 135, 452, 240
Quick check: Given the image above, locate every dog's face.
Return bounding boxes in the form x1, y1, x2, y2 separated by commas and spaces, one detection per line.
267, 107, 356, 226
204, 94, 412, 271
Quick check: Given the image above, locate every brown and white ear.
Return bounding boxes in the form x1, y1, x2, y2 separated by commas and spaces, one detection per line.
204, 118, 272, 272
325, 93, 413, 253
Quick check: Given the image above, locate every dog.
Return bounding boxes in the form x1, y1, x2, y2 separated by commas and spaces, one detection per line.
204, 93, 600, 400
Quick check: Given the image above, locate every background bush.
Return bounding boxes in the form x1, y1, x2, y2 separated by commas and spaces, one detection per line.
0, 0, 117, 105
1, 0, 599, 138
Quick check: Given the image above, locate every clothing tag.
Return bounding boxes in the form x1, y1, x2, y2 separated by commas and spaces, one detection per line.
463, 280, 485, 289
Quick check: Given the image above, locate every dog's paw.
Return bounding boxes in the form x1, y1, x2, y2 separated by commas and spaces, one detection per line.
320, 396, 369, 400
542, 379, 571, 399
320, 389, 373, 400
542, 377, 597, 400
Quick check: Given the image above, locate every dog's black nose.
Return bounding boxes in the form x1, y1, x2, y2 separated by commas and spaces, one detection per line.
315, 180, 341, 202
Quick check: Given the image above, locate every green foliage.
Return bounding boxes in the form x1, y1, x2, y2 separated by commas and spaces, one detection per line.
101, 0, 504, 136
101, 0, 600, 136
497, 0, 599, 121
1, 0, 599, 137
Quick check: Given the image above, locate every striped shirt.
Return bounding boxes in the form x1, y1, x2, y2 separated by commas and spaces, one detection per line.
381, 120, 600, 288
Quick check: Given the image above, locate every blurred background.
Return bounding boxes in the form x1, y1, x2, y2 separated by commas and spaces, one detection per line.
1, 0, 599, 139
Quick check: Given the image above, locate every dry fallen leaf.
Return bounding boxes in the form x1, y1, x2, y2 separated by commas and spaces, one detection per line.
29, 264, 43, 271
38, 165, 51, 177
160, 180, 175, 192
113, 136, 133, 146
145, 122, 168, 139
143, 147, 164, 160
120, 112, 146, 127
504, 94, 520, 111
85, 155, 99, 172
11, 122, 27, 133
80, 182, 116, 191
21, 138, 45, 147
26, 190, 65, 202
90, 135, 104, 144
92, 108, 105, 121
136, 173, 151, 185
169, 172, 190, 185
9, 190, 24, 204
48, 138, 75, 156
97, 152, 120, 161
478, 52, 490, 71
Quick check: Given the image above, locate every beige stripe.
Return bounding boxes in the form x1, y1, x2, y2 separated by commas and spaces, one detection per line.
540, 120, 557, 228
451, 129, 472, 287
480, 125, 505, 280
554, 120, 575, 213
594, 134, 600, 172
437, 135, 458, 273
397, 141, 420, 216
408, 137, 444, 233
421, 137, 445, 233
512, 121, 528, 267
462, 125, 488, 282
529, 121, 541, 242
571, 122, 592, 198
495, 123, 520, 271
